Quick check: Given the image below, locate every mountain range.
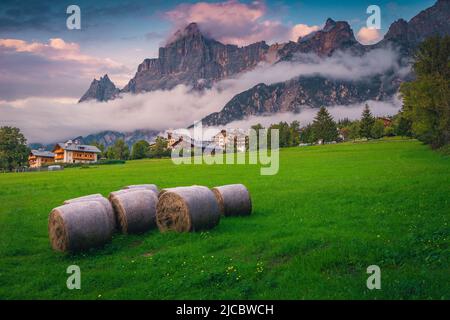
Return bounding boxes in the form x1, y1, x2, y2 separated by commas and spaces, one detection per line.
30, 129, 160, 150
77, 0, 449, 132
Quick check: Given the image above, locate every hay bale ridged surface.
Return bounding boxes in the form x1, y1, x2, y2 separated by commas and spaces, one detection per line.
158, 186, 199, 198
156, 186, 220, 232
123, 184, 159, 193
48, 201, 113, 252
64, 194, 103, 202
64, 195, 116, 230
212, 184, 252, 216
109, 189, 157, 234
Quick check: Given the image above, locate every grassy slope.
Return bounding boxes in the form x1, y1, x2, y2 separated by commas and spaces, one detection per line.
0, 140, 448, 299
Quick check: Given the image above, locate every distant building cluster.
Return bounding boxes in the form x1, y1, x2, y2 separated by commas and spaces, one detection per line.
28, 140, 101, 168
212, 129, 248, 152
166, 129, 248, 153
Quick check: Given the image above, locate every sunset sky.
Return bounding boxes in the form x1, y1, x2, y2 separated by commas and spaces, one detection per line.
0, 0, 435, 101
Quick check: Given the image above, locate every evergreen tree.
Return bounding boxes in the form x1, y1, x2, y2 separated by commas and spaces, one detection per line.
360, 104, 375, 139
312, 107, 338, 143
371, 119, 385, 139
299, 124, 315, 144
394, 113, 412, 137
289, 121, 301, 146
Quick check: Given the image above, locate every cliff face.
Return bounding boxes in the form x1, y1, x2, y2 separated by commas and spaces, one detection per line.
385, 0, 450, 44
122, 23, 269, 93
78, 74, 119, 103
279, 18, 363, 60
201, 73, 400, 126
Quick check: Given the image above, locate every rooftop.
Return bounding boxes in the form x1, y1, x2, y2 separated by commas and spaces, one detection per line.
30, 150, 55, 158
55, 142, 101, 153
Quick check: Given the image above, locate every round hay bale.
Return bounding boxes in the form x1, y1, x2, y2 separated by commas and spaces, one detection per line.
64, 195, 116, 231
123, 184, 159, 193
48, 201, 113, 252
158, 185, 200, 198
109, 189, 157, 234
108, 189, 137, 199
156, 186, 220, 232
64, 194, 103, 202
212, 184, 252, 217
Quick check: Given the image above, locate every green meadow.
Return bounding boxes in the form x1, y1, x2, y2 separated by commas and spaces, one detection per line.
0, 139, 448, 299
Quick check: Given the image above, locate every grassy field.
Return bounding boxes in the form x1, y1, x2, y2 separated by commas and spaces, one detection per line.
0, 139, 448, 300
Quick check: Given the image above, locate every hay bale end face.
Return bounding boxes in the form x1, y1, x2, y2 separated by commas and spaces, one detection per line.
48, 202, 113, 252
64, 195, 116, 231
156, 186, 220, 232
109, 189, 158, 234
123, 184, 159, 193
212, 184, 252, 216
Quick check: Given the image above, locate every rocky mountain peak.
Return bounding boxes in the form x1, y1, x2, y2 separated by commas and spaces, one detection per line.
383, 19, 409, 42
169, 22, 205, 45
78, 74, 119, 103
293, 18, 358, 56
184, 22, 202, 36
323, 18, 337, 31
380, 0, 450, 53
121, 22, 269, 94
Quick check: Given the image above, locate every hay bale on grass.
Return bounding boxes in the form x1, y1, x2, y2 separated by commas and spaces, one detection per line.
158, 186, 199, 198
109, 189, 157, 234
123, 184, 159, 193
64, 194, 116, 230
48, 201, 113, 252
156, 186, 220, 232
64, 194, 103, 202
211, 184, 252, 217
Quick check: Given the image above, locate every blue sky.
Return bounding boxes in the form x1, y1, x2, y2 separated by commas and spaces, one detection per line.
0, 0, 437, 100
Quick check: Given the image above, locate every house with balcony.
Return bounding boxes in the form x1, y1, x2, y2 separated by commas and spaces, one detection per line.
52, 140, 101, 164
28, 150, 55, 168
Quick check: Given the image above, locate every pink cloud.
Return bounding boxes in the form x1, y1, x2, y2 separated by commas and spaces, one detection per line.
165, 0, 318, 46
0, 38, 131, 87
0, 38, 132, 99
290, 24, 320, 41
356, 27, 382, 45
0, 38, 123, 69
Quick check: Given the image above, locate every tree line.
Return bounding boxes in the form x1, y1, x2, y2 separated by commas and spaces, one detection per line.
93, 136, 171, 161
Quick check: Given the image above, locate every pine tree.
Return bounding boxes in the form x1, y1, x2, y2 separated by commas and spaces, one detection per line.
360, 104, 375, 139
371, 119, 385, 139
289, 121, 301, 146
312, 107, 338, 143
